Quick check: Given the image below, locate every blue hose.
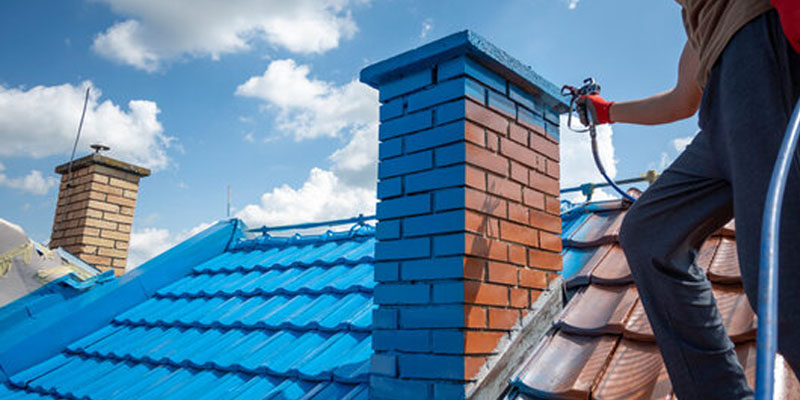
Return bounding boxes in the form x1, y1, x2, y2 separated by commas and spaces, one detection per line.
588, 126, 638, 203
755, 97, 800, 400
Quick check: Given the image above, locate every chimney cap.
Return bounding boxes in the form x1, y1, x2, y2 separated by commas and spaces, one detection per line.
54, 153, 151, 177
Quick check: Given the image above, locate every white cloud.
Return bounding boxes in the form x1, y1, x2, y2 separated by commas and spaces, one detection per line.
559, 114, 618, 203
566, 0, 580, 9
236, 168, 375, 228
235, 59, 378, 142
91, 0, 364, 71
420, 19, 433, 39
128, 221, 214, 269
0, 163, 58, 195
0, 81, 172, 170
672, 134, 695, 153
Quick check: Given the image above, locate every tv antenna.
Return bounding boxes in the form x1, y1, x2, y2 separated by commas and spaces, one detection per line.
65, 86, 91, 188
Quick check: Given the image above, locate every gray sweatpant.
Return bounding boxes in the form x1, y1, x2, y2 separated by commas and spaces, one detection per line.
619, 10, 800, 400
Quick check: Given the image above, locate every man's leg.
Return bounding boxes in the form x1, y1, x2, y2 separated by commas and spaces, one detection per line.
619, 128, 752, 400
706, 10, 800, 374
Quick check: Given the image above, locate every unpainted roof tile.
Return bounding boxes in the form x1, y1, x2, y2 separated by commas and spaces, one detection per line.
556, 284, 637, 336
707, 238, 741, 283
591, 339, 673, 400
590, 246, 632, 285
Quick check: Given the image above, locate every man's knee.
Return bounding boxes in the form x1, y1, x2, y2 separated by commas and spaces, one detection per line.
619, 207, 647, 256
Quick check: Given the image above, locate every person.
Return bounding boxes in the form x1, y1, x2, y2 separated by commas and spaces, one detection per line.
577, 1, 800, 399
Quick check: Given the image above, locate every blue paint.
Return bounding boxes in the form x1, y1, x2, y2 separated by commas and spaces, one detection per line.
373, 330, 430, 352
403, 210, 464, 237
379, 137, 403, 160
401, 257, 464, 280
372, 309, 398, 329
374, 261, 400, 281
377, 176, 403, 199
376, 220, 401, 240
398, 354, 463, 379
435, 142, 466, 167
488, 90, 516, 118
379, 109, 432, 140
376, 194, 431, 219
361, 31, 568, 113
380, 98, 405, 121
378, 150, 433, 179
510, 83, 542, 114
437, 100, 467, 126
435, 382, 468, 400
370, 375, 431, 399
404, 165, 464, 194
405, 121, 465, 153
370, 354, 397, 376
400, 305, 464, 328
432, 233, 465, 256
465, 78, 488, 104
434, 187, 466, 211
439, 56, 506, 94
379, 68, 433, 102
407, 77, 466, 113
374, 282, 430, 305
432, 281, 464, 303
374, 238, 431, 260
432, 330, 465, 354
518, 107, 545, 130
545, 120, 560, 141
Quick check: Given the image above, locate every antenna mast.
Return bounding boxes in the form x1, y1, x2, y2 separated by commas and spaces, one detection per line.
65, 86, 91, 188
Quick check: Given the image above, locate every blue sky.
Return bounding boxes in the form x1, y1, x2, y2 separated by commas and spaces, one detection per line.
0, 0, 698, 266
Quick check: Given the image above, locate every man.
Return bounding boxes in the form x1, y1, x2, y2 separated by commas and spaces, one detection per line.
578, 1, 799, 399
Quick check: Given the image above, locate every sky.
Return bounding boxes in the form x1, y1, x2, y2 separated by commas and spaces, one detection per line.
0, 0, 700, 267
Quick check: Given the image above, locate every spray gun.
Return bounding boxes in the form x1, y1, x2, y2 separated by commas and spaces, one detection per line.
562, 78, 637, 203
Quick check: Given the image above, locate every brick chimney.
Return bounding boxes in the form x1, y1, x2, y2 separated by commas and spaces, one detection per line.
50, 153, 150, 276
361, 31, 568, 399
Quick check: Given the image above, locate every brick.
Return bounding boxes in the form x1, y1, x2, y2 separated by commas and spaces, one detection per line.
380, 109, 433, 140
405, 121, 463, 153
465, 210, 498, 237
529, 171, 559, 197
373, 329, 430, 352
376, 220, 401, 240
377, 194, 430, 219
371, 376, 430, 400
545, 195, 561, 215
519, 268, 547, 289
466, 356, 488, 380
432, 331, 464, 354
118, 223, 132, 233
465, 143, 507, 177
465, 77, 487, 104
404, 210, 464, 237
115, 241, 128, 250
529, 209, 561, 233
375, 261, 400, 281
465, 121, 485, 147
399, 354, 463, 380
380, 97, 404, 121
523, 188, 545, 210
98, 247, 127, 258
486, 131, 500, 152
434, 187, 465, 211
439, 57, 506, 94
401, 305, 464, 328
86, 199, 119, 213
463, 257, 486, 280
378, 177, 403, 199
407, 78, 466, 113
465, 166, 485, 190
401, 256, 464, 280
465, 100, 508, 134
100, 229, 129, 241
488, 308, 519, 330
405, 165, 463, 194
375, 282, 430, 305
487, 262, 517, 285
465, 281, 508, 306
432, 281, 464, 303
380, 137, 404, 160
465, 331, 505, 354
499, 220, 538, 247
510, 288, 530, 308
82, 217, 117, 230
509, 83, 542, 114
434, 142, 465, 167
539, 231, 562, 252
106, 195, 136, 208
108, 177, 138, 191
79, 254, 111, 266
546, 159, 560, 179
379, 151, 433, 179
89, 181, 124, 196
371, 354, 398, 377
465, 305, 487, 328
509, 123, 528, 145
465, 234, 508, 262
103, 212, 133, 224
373, 309, 398, 329
510, 161, 527, 184
486, 174, 521, 202
487, 91, 515, 119
528, 248, 562, 271
432, 233, 464, 256
376, 238, 431, 260
465, 188, 506, 219
380, 68, 433, 101
112, 258, 127, 268
508, 243, 527, 266
529, 130, 559, 161
518, 107, 546, 136
508, 202, 528, 224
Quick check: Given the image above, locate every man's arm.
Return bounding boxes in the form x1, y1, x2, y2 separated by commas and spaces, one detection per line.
609, 41, 703, 125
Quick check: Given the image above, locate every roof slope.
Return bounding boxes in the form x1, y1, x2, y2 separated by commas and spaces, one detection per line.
2, 226, 376, 400
506, 199, 800, 399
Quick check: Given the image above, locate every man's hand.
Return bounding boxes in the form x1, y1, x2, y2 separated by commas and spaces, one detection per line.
772, 0, 800, 53
577, 94, 614, 125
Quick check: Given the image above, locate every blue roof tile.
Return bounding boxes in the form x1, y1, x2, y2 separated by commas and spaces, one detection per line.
4, 226, 375, 399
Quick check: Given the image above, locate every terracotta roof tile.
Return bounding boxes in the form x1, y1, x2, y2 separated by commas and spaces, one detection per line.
556, 284, 637, 335
707, 238, 741, 284
592, 339, 673, 400
589, 246, 632, 285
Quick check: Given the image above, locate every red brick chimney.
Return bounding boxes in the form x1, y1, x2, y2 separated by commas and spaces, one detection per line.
50, 153, 150, 276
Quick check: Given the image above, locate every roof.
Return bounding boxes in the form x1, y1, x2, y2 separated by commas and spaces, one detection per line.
505, 195, 800, 399
0, 218, 109, 312
1, 222, 375, 400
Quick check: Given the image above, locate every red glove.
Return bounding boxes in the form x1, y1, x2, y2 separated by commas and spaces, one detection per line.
773, 0, 800, 53
577, 94, 614, 125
